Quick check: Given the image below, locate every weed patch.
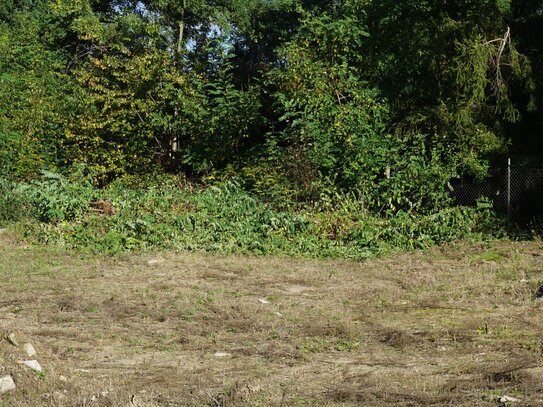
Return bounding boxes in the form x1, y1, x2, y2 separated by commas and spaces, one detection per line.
1, 173, 506, 258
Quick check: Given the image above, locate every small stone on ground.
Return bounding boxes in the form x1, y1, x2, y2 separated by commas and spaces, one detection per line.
23, 360, 42, 372
0, 375, 16, 393
147, 259, 164, 266
213, 352, 231, 357
7, 333, 18, 346
500, 395, 520, 403
23, 343, 36, 357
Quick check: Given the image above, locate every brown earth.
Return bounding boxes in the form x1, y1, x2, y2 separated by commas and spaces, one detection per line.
1, 231, 543, 406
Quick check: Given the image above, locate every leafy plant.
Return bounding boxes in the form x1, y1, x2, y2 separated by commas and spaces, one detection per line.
2, 173, 506, 258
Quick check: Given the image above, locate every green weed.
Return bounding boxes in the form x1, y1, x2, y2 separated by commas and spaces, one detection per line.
0, 173, 506, 259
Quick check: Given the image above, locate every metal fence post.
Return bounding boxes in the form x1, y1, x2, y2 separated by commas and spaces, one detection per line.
507, 158, 511, 218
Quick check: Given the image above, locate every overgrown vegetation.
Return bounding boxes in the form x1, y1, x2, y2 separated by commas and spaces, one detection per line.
2, 0, 541, 254
0, 171, 504, 257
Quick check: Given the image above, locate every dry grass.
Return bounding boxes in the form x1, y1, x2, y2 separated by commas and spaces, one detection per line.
1, 231, 543, 406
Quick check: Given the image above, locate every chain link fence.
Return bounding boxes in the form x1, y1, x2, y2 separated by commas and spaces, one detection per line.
450, 167, 543, 219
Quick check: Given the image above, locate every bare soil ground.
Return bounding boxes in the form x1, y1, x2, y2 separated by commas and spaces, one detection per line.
1, 231, 543, 406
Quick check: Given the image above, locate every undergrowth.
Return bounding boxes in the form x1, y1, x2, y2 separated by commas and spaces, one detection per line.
0, 172, 506, 258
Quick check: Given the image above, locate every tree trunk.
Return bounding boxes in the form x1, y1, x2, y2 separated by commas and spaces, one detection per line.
176, 2, 185, 57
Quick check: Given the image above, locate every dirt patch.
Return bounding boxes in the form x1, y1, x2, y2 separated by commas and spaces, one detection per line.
1, 234, 543, 405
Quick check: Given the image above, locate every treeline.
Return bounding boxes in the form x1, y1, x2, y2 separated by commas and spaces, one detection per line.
1, 0, 542, 213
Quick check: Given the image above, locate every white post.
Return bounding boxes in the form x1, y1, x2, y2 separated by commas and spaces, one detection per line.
507, 158, 511, 218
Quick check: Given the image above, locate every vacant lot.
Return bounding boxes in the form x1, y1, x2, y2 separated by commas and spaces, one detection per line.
1, 231, 543, 406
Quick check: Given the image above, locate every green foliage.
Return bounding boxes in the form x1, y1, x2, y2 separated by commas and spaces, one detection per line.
0, 4, 79, 178
0, 178, 30, 224
270, 13, 385, 194
449, 29, 535, 176
65, 43, 175, 181
43, 1, 265, 181
173, 65, 264, 173
359, 0, 535, 180
1, 0, 543, 249
21, 170, 96, 223
268, 11, 457, 213
2, 174, 505, 258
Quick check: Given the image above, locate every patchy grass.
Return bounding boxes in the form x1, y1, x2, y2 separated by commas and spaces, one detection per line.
1, 231, 543, 406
